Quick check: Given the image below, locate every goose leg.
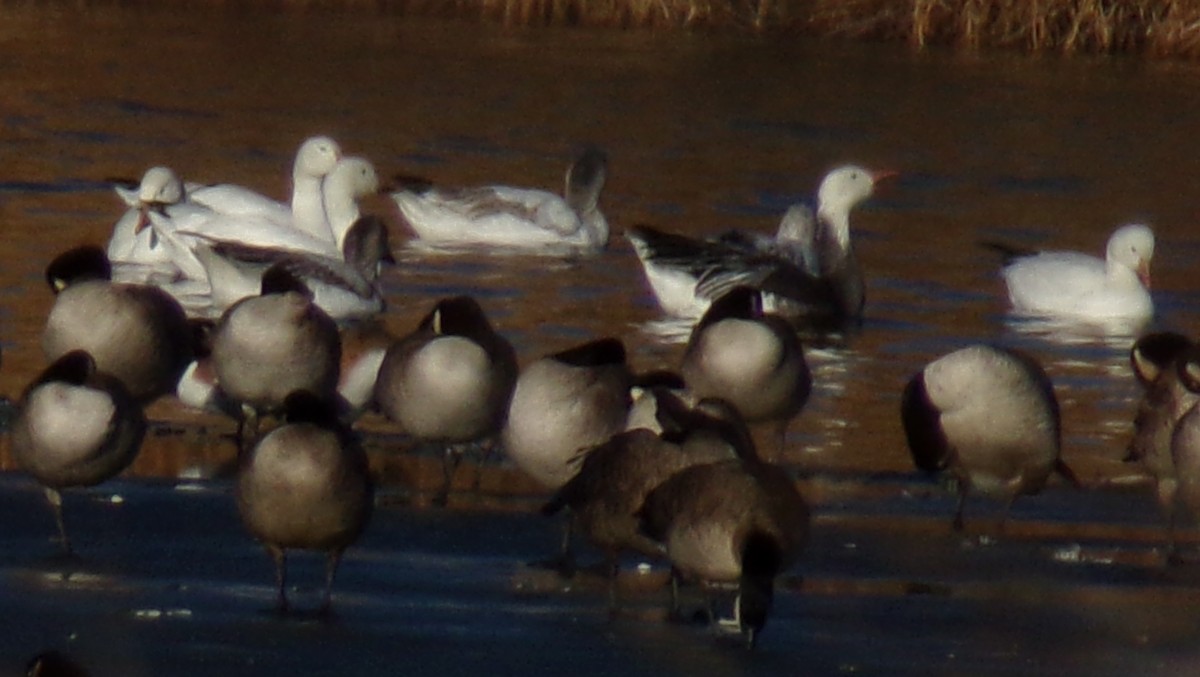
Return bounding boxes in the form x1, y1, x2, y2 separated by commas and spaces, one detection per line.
44, 487, 71, 554
268, 545, 289, 614
320, 549, 344, 617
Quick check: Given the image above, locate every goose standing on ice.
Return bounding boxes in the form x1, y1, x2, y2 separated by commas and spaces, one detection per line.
901, 344, 1080, 532
393, 147, 609, 252
11, 351, 147, 553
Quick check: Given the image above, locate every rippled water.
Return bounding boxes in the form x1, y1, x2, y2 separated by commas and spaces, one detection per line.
4, 5, 1200, 675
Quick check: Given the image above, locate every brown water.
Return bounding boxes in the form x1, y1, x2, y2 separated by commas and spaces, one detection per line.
4, 5, 1200, 675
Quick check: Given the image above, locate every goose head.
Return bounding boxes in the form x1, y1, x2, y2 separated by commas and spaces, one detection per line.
293, 135, 343, 180
1105, 223, 1154, 288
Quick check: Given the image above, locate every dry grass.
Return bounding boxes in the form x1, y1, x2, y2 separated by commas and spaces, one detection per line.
385, 0, 1200, 57
798, 0, 1200, 57
34, 0, 1200, 57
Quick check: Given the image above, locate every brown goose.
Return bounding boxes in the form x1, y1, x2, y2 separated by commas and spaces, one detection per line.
1126, 332, 1199, 557
902, 344, 1078, 531
540, 394, 746, 602
374, 296, 517, 504
236, 390, 373, 614
638, 399, 809, 648
10, 351, 146, 553
41, 245, 192, 404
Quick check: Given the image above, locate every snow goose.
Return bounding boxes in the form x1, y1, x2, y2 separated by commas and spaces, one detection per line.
901, 344, 1080, 532
628, 164, 890, 328
236, 390, 372, 614
11, 351, 146, 553
994, 223, 1155, 324
392, 147, 609, 252
193, 214, 394, 322
42, 245, 193, 404
323, 156, 382, 251
187, 135, 343, 242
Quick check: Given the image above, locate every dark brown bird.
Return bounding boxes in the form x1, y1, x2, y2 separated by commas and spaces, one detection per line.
236, 390, 373, 614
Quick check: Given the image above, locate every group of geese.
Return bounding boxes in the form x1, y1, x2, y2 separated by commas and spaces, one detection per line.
8, 133, 1175, 651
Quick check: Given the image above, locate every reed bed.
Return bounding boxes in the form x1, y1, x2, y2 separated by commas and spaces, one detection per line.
388, 0, 1200, 58
33, 0, 1200, 57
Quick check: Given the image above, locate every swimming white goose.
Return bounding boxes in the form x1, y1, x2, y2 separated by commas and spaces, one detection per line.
993, 223, 1155, 323
193, 214, 394, 322
323, 156, 382, 251
901, 344, 1080, 532
392, 147, 609, 252
11, 350, 147, 553
628, 164, 890, 327
107, 166, 187, 273
187, 135, 343, 243
42, 245, 194, 404
137, 137, 347, 275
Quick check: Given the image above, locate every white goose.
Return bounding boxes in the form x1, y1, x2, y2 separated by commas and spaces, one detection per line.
392, 147, 609, 252
186, 135, 343, 242
994, 223, 1155, 323
628, 164, 891, 327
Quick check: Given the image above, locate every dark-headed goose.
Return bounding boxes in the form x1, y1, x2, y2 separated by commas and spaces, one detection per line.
541, 395, 746, 603
502, 337, 633, 491
11, 351, 146, 553
638, 399, 809, 648
680, 286, 811, 453
236, 390, 373, 614
210, 266, 341, 444
374, 296, 518, 504
392, 147, 609, 252
42, 245, 193, 404
1126, 332, 1199, 558
902, 344, 1079, 531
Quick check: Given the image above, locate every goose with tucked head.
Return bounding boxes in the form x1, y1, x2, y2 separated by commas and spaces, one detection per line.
374, 296, 518, 505
11, 350, 146, 553
680, 286, 811, 454
237, 390, 373, 614
42, 245, 193, 404
210, 266, 341, 444
902, 344, 1080, 532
